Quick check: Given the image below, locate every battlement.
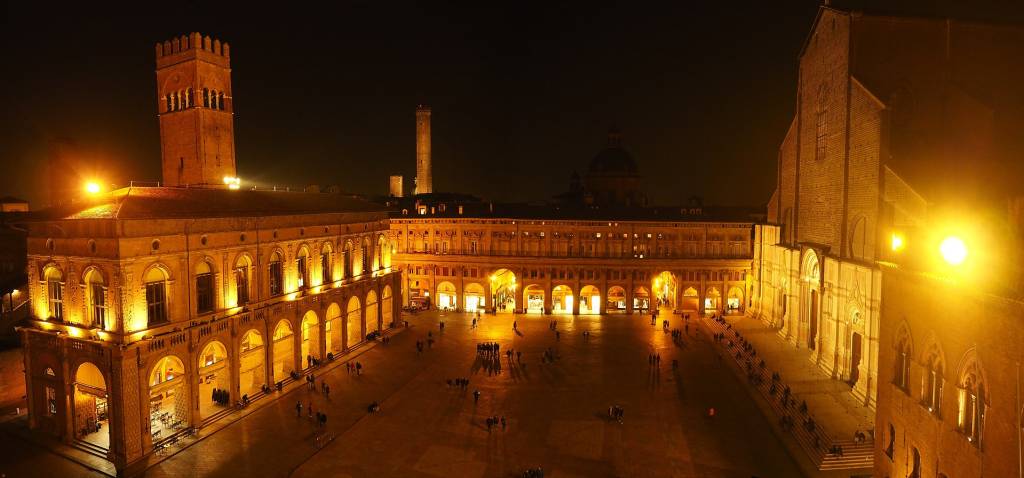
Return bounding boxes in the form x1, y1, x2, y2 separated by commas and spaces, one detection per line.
155, 32, 230, 60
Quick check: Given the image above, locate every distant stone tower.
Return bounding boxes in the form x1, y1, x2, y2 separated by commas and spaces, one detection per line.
389, 175, 404, 197
155, 33, 237, 187
415, 105, 432, 195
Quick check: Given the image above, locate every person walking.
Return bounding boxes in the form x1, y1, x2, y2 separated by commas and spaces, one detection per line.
473, 389, 481, 404
296, 401, 302, 417
356, 362, 362, 375
501, 416, 507, 431
513, 320, 517, 330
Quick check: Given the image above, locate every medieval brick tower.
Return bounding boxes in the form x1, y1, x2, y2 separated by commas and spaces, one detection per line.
415, 105, 432, 195
155, 33, 237, 187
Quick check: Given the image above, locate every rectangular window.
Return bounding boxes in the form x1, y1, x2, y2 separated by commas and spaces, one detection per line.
297, 257, 307, 289
46, 387, 56, 416
321, 253, 331, 284
235, 267, 249, 306
47, 279, 63, 321
90, 283, 107, 329
196, 273, 214, 314
145, 281, 168, 325
470, 241, 477, 254
269, 261, 283, 296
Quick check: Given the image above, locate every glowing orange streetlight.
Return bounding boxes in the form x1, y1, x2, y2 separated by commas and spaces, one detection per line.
939, 236, 967, 266
85, 181, 102, 194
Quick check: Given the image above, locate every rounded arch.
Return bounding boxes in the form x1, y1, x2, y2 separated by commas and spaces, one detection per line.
436, 281, 457, 310
681, 286, 699, 311
73, 361, 109, 448
802, 249, 820, 284
464, 282, 485, 311
633, 286, 650, 312
197, 340, 230, 419
272, 319, 296, 381
346, 295, 362, 349
524, 284, 545, 314
80, 265, 107, 286
579, 285, 600, 314
607, 285, 627, 312
704, 286, 721, 314
381, 286, 393, 327
148, 355, 188, 441
489, 269, 517, 313
300, 310, 320, 367
726, 286, 744, 314
365, 290, 380, 335
239, 329, 265, 396
653, 271, 677, 309
551, 285, 574, 314
325, 303, 343, 355
143, 262, 173, 283
194, 255, 217, 274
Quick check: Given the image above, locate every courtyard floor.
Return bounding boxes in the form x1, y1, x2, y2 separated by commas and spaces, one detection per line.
1, 310, 803, 477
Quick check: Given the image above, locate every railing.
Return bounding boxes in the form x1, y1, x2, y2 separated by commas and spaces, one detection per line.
396, 250, 753, 261
701, 315, 874, 471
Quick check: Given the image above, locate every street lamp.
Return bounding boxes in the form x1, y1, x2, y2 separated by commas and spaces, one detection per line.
85, 181, 102, 194
939, 236, 967, 266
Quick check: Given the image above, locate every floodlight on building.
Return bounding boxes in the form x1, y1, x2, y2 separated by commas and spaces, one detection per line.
223, 176, 241, 190
85, 181, 102, 194
939, 236, 967, 266
890, 232, 905, 252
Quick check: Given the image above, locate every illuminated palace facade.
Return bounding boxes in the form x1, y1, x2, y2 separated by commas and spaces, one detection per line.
392, 209, 754, 318
750, 6, 1024, 477
19, 33, 400, 473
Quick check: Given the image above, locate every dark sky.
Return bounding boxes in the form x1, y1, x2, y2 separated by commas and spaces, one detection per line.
0, 2, 889, 208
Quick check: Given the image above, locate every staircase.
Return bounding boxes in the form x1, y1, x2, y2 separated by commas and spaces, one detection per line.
72, 439, 109, 460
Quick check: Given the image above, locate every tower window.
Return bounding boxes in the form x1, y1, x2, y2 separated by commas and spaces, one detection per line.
165, 94, 172, 113
218, 92, 225, 110
203, 88, 210, 108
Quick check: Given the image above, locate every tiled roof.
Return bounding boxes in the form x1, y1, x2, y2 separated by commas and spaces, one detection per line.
34, 187, 388, 221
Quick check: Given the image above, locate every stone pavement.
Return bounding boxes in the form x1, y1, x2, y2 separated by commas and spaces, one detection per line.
724, 314, 875, 440
4, 310, 804, 477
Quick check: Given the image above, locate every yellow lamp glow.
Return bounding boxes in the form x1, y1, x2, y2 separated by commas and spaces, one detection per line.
890, 232, 905, 252
939, 236, 967, 266
85, 182, 102, 194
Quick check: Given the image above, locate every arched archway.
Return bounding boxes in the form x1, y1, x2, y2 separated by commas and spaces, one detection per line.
376, 234, 390, 270
579, 285, 600, 314
704, 287, 721, 314
552, 285, 574, 314
464, 283, 485, 311
653, 271, 677, 309
346, 296, 362, 349
73, 362, 109, 449
365, 290, 380, 336
490, 269, 517, 313
239, 329, 265, 397
436, 281, 457, 311
381, 286, 393, 328
325, 303, 342, 355
197, 340, 230, 420
633, 286, 651, 313
607, 286, 626, 312
272, 320, 295, 381
682, 287, 699, 312
300, 311, 320, 369
524, 284, 545, 314
149, 355, 188, 442
726, 286, 744, 315
802, 249, 821, 349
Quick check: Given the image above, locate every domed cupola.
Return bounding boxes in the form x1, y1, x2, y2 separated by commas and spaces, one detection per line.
588, 127, 639, 176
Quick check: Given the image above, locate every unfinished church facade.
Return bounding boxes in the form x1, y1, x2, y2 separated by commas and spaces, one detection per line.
18, 34, 401, 474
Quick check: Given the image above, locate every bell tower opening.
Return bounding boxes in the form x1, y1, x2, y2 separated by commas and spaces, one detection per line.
155, 33, 237, 187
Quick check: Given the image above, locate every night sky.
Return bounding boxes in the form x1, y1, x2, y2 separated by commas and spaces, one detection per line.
1, 1, 1018, 209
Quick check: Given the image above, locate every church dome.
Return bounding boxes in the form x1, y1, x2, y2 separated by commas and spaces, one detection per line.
587, 128, 638, 175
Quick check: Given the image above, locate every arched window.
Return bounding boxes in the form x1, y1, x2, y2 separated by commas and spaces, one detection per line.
361, 238, 369, 275
144, 267, 169, 326
957, 356, 987, 447
195, 261, 215, 314
320, 244, 332, 285
909, 447, 921, 478
85, 269, 107, 329
234, 255, 251, 306
269, 251, 283, 297
218, 92, 224, 110
815, 83, 828, 161
921, 346, 944, 417
343, 241, 354, 278
203, 88, 210, 108
296, 247, 309, 290
165, 94, 172, 113
44, 266, 64, 321
893, 326, 912, 392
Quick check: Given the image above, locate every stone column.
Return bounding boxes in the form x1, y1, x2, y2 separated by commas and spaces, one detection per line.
572, 272, 581, 315
699, 271, 707, 316
626, 272, 635, 314
599, 270, 608, 314
544, 271, 553, 315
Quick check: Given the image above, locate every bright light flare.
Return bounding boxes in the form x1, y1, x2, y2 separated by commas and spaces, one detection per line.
223, 176, 241, 190
890, 232, 905, 252
939, 236, 967, 266
85, 182, 102, 194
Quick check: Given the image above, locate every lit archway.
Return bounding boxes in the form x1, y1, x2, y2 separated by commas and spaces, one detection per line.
73, 362, 109, 449
149, 355, 188, 442
346, 296, 362, 349
197, 340, 230, 420
436, 281, 457, 311
803, 249, 821, 349
239, 329, 265, 397
381, 286, 393, 328
325, 303, 342, 355
705, 287, 721, 315
300, 311, 320, 369
464, 283, 485, 311
653, 271, 677, 309
726, 286, 744, 315
272, 320, 295, 381
551, 285, 574, 314
633, 286, 651, 313
524, 284, 545, 314
682, 287, 699, 312
490, 269, 517, 313
579, 285, 600, 314
365, 290, 379, 336
607, 286, 626, 312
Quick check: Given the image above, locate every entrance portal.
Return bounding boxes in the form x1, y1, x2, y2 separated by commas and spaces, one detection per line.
490, 269, 517, 313
633, 287, 650, 313
464, 283, 485, 311
300, 311, 320, 369
653, 271, 677, 309
607, 286, 626, 312
239, 329, 265, 397
552, 285, 573, 314
149, 355, 188, 444
850, 331, 863, 385
524, 284, 545, 314
436, 282, 457, 311
198, 341, 230, 420
579, 285, 600, 314
73, 362, 109, 450
272, 320, 295, 381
